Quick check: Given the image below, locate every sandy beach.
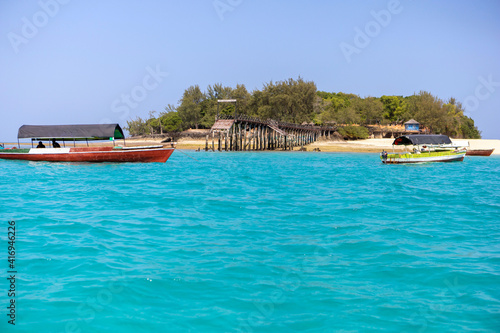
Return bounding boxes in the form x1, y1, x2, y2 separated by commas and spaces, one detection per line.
4, 137, 499, 154
124, 137, 500, 154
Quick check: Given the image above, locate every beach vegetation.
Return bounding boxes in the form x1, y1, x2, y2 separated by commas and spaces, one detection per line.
125, 78, 481, 139
338, 125, 370, 140
160, 111, 183, 133
177, 85, 204, 129
126, 116, 149, 136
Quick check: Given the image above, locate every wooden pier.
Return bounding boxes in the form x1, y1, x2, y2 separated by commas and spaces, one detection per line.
206, 114, 337, 151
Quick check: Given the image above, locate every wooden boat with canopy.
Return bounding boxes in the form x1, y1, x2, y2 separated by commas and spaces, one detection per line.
0, 124, 175, 163
380, 134, 466, 164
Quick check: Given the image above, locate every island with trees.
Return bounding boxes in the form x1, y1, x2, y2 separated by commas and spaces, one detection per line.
125, 77, 481, 140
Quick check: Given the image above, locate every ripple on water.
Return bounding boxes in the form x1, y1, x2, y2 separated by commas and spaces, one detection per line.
0, 153, 499, 332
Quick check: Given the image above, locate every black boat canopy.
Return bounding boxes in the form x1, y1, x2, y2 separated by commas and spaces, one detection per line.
18, 124, 125, 141
392, 134, 452, 146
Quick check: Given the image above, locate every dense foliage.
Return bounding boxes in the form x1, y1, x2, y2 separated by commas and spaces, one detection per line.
338, 126, 370, 140
125, 78, 481, 139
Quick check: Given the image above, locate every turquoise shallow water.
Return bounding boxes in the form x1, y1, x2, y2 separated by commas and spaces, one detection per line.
0, 152, 499, 332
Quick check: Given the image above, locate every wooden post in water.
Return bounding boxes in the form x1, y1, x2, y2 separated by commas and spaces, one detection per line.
205, 135, 209, 151
264, 126, 268, 150
242, 123, 246, 151
252, 125, 256, 150
262, 125, 266, 150
229, 127, 233, 151
262, 126, 266, 150
235, 123, 238, 151
241, 123, 245, 151
259, 125, 262, 150
270, 127, 273, 150
238, 123, 242, 151
269, 129, 273, 150
212, 131, 215, 151
267, 127, 271, 150
244, 123, 248, 151
255, 124, 260, 150
218, 131, 221, 152
260, 125, 266, 150
263, 125, 266, 150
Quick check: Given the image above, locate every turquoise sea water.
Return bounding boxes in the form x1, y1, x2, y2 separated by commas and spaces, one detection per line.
1, 152, 499, 332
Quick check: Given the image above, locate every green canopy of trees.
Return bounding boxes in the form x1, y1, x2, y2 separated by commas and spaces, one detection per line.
125, 78, 481, 139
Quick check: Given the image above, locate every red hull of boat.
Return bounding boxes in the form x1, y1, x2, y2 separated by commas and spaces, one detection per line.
465, 149, 494, 156
0, 147, 175, 163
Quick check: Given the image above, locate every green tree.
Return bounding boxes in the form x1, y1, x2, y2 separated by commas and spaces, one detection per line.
146, 111, 159, 134
126, 81, 482, 139
232, 84, 251, 116
125, 116, 148, 136
338, 125, 369, 139
351, 97, 384, 124
407, 91, 446, 133
335, 107, 360, 124
200, 83, 235, 128
206, 83, 232, 100
177, 85, 204, 129
317, 92, 358, 124
459, 115, 481, 138
380, 95, 408, 122
160, 112, 182, 132
155, 104, 182, 133
253, 77, 317, 123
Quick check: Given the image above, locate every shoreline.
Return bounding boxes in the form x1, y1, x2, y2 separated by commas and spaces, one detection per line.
144, 138, 500, 154
3, 138, 499, 154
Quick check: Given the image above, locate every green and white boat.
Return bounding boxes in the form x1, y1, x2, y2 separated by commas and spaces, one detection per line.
380, 134, 467, 164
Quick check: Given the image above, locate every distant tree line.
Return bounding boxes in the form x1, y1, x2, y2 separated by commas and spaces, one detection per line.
125, 77, 481, 139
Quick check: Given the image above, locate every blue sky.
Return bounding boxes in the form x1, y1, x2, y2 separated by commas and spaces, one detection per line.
1, 0, 499, 140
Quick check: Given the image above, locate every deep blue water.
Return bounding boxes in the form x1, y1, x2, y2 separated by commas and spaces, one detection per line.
0, 152, 499, 332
